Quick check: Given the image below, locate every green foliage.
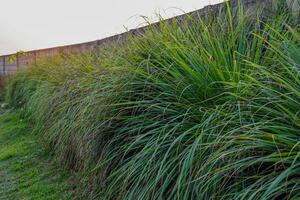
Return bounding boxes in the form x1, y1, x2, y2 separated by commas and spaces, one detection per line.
7, 51, 26, 64
5, 1, 300, 199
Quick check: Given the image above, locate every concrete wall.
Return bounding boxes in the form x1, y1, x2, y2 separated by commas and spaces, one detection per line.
0, 0, 271, 75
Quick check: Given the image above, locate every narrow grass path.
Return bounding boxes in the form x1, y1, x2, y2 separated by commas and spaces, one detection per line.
0, 111, 75, 200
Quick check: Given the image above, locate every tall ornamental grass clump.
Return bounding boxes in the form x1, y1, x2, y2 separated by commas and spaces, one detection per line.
6, 1, 300, 199
6, 53, 130, 171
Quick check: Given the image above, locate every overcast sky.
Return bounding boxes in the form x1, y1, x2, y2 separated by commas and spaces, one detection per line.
0, 0, 222, 55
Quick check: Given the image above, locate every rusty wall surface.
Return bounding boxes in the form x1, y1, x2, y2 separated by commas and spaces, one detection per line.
0, 0, 268, 75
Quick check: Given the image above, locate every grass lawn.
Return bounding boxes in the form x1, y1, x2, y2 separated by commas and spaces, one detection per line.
0, 111, 75, 200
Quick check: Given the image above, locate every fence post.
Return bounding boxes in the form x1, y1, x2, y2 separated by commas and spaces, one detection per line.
34, 52, 37, 65
3, 56, 5, 75
16, 54, 19, 71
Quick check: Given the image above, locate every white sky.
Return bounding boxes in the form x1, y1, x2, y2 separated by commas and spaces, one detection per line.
0, 0, 222, 55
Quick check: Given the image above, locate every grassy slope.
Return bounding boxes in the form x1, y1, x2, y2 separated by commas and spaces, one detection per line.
0, 111, 75, 200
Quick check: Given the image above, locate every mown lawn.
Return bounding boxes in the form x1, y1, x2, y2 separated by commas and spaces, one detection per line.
0, 111, 75, 200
